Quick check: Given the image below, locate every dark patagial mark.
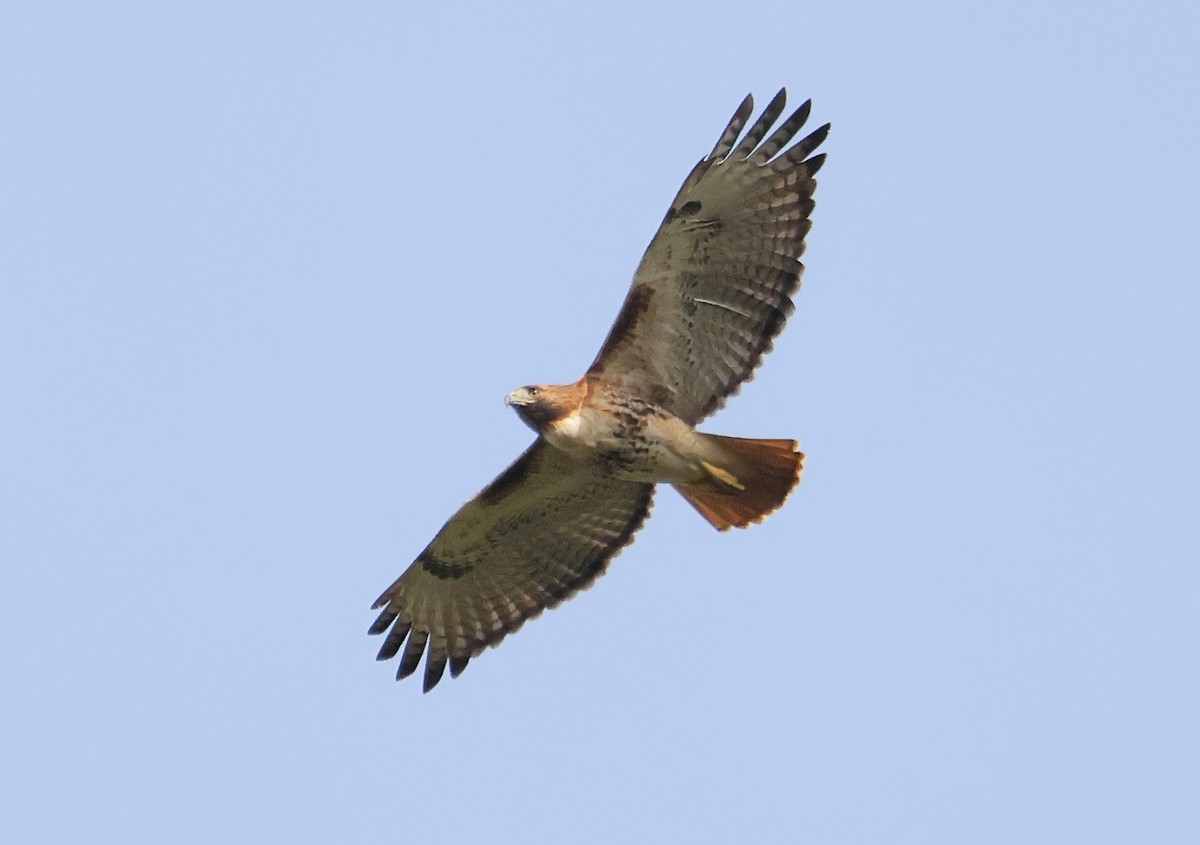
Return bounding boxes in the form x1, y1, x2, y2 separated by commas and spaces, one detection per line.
478, 446, 539, 506
661, 199, 704, 226
590, 285, 653, 373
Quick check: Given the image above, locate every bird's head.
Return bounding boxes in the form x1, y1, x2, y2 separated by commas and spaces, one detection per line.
505, 385, 552, 432
505, 383, 584, 433
504, 385, 542, 409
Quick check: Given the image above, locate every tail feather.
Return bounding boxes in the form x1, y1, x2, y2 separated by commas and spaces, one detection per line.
673, 435, 803, 531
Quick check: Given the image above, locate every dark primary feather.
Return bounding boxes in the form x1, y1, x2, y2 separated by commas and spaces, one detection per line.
708, 94, 753, 161
732, 88, 787, 159
754, 98, 812, 163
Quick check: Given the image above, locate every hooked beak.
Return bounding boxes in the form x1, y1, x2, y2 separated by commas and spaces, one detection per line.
505, 389, 528, 407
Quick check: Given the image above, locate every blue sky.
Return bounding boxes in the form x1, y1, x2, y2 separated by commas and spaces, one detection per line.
3, 2, 1197, 842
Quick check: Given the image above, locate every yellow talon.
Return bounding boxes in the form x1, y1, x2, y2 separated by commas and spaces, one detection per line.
700, 460, 745, 491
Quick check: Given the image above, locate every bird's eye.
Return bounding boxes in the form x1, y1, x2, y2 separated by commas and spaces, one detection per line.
527, 386, 539, 395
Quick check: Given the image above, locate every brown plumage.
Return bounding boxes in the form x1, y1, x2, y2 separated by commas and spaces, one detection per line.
371, 89, 829, 691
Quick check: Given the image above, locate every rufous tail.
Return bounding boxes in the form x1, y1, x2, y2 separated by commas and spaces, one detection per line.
672, 435, 804, 531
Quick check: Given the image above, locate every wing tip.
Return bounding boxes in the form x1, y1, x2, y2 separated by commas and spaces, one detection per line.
423, 655, 447, 693
449, 655, 471, 678
709, 93, 756, 161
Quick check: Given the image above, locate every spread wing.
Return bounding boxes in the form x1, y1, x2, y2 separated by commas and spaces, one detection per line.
369, 440, 654, 692
588, 89, 829, 425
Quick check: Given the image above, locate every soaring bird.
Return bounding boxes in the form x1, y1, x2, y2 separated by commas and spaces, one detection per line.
370, 90, 829, 691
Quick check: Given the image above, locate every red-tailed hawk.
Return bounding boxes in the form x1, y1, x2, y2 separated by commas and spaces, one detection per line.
371, 90, 829, 691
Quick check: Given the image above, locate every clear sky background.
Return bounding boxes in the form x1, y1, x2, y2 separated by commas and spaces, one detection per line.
3, 2, 1197, 842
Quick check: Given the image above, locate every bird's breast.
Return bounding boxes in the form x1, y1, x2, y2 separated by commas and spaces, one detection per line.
543, 402, 642, 456
542, 397, 704, 484
543, 409, 592, 454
